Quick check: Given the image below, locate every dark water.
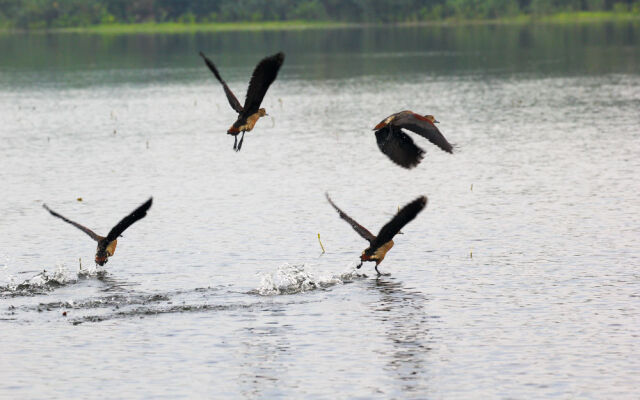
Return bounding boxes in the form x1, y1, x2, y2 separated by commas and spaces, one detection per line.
1, 23, 639, 399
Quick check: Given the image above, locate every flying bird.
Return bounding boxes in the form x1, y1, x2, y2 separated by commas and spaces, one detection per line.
199, 51, 285, 151
43, 198, 153, 266
326, 193, 427, 275
373, 111, 454, 169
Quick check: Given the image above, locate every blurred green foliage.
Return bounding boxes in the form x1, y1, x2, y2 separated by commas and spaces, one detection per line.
1, 0, 640, 29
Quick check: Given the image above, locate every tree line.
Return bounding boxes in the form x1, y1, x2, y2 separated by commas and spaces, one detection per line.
1, 0, 639, 29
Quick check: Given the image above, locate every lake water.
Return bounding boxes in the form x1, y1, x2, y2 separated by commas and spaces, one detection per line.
1, 23, 639, 399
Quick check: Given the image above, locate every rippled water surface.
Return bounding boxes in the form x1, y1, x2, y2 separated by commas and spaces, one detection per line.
1, 24, 639, 399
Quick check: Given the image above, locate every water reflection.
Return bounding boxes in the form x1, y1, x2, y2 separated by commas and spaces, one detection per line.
237, 307, 291, 397
0, 22, 638, 89
367, 277, 432, 397
93, 271, 140, 292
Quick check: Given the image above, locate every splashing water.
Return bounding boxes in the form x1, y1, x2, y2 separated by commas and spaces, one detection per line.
0, 264, 106, 297
0, 264, 73, 296
255, 263, 366, 296
77, 264, 108, 279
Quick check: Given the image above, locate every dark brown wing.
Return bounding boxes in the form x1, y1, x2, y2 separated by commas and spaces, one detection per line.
375, 126, 425, 169
366, 196, 427, 256
199, 51, 244, 114
42, 204, 101, 242
325, 193, 376, 243
393, 113, 454, 154
105, 198, 153, 242
238, 52, 284, 119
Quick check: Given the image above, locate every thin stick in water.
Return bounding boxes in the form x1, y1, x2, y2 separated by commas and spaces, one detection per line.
317, 233, 325, 254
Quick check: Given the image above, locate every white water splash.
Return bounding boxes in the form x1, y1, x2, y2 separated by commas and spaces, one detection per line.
21, 264, 77, 287
256, 263, 366, 296
1, 263, 99, 296
0, 253, 14, 287
77, 263, 107, 279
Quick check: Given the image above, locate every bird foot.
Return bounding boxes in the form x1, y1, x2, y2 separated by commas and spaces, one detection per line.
375, 266, 389, 276
235, 132, 246, 152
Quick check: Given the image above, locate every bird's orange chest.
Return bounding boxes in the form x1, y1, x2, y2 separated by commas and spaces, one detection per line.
373, 240, 394, 261
363, 240, 395, 263
106, 239, 117, 256
238, 111, 262, 132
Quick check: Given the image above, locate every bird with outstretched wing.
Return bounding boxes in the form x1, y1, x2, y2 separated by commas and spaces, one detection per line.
374, 110, 454, 169
326, 193, 427, 275
200, 51, 285, 151
43, 198, 152, 266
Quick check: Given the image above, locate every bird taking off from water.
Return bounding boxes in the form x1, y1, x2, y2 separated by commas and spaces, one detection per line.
325, 193, 427, 275
374, 111, 454, 169
199, 51, 285, 151
43, 198, 152, 266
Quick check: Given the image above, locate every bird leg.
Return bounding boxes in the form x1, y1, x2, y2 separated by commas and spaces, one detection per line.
356, 260, 363, 269
233, 134, 238, 150
236, 131, 246, 152
374, 264, 390, 276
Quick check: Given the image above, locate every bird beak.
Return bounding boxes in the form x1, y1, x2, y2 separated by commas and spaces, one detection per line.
434, 119, 440, 124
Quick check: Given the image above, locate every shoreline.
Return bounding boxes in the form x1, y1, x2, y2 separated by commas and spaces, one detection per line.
1, 11, 639, 34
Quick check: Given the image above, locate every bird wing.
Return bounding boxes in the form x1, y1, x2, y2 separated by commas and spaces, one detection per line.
367, 196, 427, 255
239, 52, 284, 118
199, 51, 244, 113
325, 193, 376, 243
105, 197, 153, 243
393, 113, 454, 154
42, 204, 101, 242
375, 126, 425, 169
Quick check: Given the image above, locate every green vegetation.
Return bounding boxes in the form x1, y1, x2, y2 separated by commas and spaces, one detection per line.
53, 21, 351, 34
1, 0, 640, 31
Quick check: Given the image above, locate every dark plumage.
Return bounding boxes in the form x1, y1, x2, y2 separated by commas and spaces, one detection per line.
199, 51, 285, 151
374, 111, 454, 169
375, 126, 425, 169
43, 198, 153, 266
326, 193, 427, 275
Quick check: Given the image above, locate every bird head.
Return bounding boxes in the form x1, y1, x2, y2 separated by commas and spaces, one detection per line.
356, 253, 368, 269
95, 253, 109, 266
258, 108, 268, 117
424, 114, 439, 124
373, 115, 394, 130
